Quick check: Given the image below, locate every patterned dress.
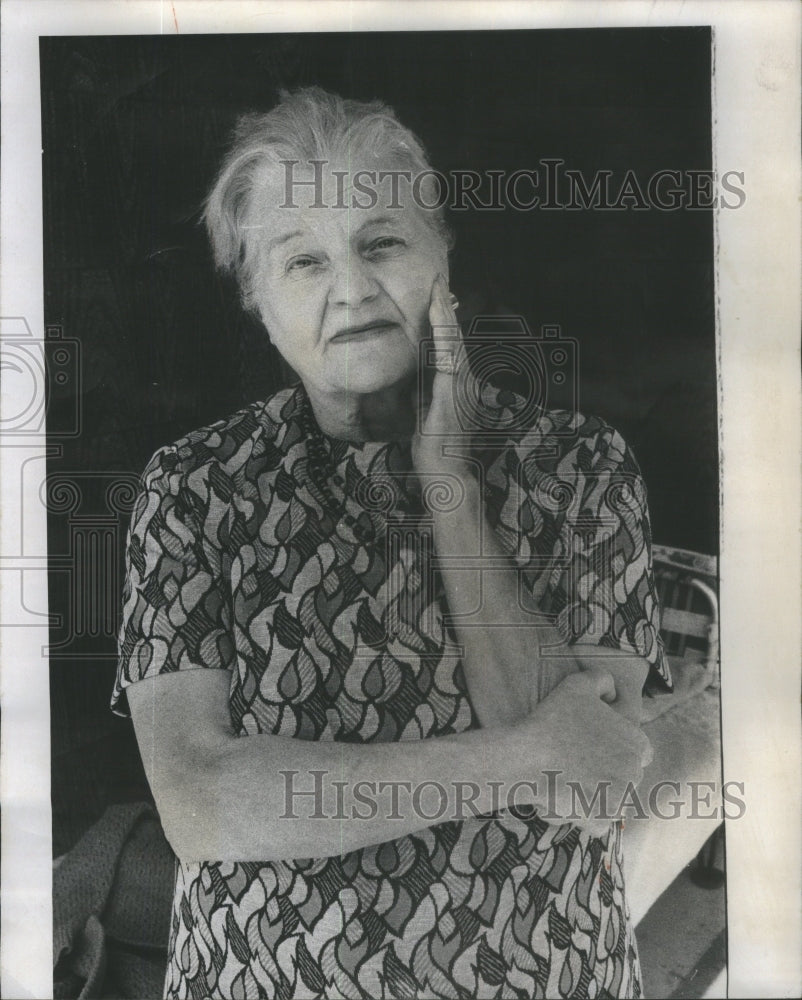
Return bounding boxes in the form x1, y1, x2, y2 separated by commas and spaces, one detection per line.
112, 382, 669, 1000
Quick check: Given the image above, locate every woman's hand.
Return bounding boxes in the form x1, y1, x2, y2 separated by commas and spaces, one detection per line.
513, 667, 653, 836
411, 273, 471, 481
538, 646, 648, 726
409, 274, 537, 728
408, 273, 649, 740
128, 667, 650, 861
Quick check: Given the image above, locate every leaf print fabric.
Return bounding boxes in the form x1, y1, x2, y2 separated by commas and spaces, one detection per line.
113, 383, 668, 999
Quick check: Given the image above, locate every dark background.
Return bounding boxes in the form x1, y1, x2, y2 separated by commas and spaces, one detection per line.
41, 29, 717, 855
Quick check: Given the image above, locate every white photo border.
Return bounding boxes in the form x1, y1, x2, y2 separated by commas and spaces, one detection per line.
1, 2, 799, 997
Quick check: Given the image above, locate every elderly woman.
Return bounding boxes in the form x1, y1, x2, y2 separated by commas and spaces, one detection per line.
113, 87, 669, 999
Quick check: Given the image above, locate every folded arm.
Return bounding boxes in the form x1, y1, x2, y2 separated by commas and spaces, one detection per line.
416, 277, 655, 731
430, 472, 648, 728
127, 665, 650, 863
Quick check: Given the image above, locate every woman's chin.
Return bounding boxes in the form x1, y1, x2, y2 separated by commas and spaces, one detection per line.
324, 359, 418, 397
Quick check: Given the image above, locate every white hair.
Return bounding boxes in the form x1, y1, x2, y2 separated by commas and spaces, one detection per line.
203, 86, 454, 313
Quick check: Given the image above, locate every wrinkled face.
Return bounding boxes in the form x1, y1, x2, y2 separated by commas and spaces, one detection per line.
247, 158, 449, 399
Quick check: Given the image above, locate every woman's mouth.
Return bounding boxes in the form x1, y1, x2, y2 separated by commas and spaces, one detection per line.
330, 321, 398, 343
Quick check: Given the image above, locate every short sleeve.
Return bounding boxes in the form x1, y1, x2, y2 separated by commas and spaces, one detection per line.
499, 414, 671, 692
111, 445, 236, 716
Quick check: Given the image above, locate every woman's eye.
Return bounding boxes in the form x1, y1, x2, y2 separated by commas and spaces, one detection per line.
366, 237, 404, 256
286, 256, 319, 273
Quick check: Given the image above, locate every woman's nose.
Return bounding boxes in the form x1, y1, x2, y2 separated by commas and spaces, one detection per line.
328, 255, 379, 307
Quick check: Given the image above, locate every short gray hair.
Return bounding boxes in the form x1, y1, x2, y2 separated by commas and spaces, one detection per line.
203, 86, 454, 313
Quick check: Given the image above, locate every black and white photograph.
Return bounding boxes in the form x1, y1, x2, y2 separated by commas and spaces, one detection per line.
1, 3, 800, 999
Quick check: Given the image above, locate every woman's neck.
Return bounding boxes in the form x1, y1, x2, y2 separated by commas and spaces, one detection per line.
305, 376, 420, 443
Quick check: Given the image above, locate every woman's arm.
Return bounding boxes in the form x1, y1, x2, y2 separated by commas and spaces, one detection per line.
127, 664, 651, 863
429, 475, 648, 726
428, 469, 575, 725
417, 276, 649, 728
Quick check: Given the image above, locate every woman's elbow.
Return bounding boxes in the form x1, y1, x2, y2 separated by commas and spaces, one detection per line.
146, 738, 289, 864
145, 750, 221, 860
134, 719, 235, 860
128, 670, 240, 859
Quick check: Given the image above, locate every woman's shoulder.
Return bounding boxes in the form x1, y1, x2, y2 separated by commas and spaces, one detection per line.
479, 386, 636, 470
140, 385, 303, 488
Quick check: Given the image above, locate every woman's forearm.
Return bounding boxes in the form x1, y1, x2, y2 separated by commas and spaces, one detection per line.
431, 472, 649, 727
200, 723, 531, 862
134, 670, 534, 863
416, 287, 649, 729
431, 472, 580, 727
130, 668, 650, 864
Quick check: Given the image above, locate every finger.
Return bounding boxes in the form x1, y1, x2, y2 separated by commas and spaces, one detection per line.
429, 274, 462, 352
412, 374, 431, 431
639, 733, 654, 769
428, 273, 459, 333
428, 275, 465, 383
576, 665, 617, 704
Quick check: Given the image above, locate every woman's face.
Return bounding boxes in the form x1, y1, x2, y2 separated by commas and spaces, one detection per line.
247, 159, 449, 400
